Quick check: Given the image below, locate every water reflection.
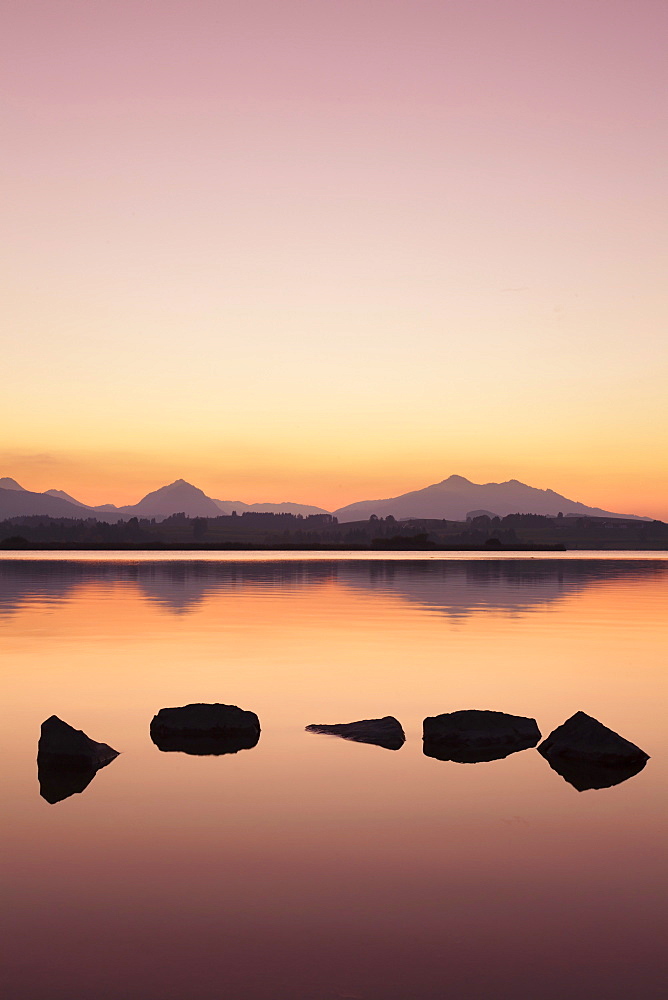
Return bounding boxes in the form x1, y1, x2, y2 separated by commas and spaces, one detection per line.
540, 753, 649, 791
37, 755, 117, 804
1, 557, 666, 619
150, 730, 261, 755
423, 741, 539, 764
2, 554, 665, 1000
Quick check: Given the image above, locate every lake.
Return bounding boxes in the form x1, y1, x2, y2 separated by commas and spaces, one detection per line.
1, 552, 666, 1000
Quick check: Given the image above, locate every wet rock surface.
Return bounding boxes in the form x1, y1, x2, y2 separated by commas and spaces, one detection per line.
539, 711, 649, 767
306, 716, 405, 750
423, 709, 541, 761
150, 703, 260, 737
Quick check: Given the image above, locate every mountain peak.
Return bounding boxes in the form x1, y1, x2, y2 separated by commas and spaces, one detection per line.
0, 477, 25, 491
439, 475, 472, 486
45, 489, 89, 507
157, 479, 204, 495
333, 474, 645, 522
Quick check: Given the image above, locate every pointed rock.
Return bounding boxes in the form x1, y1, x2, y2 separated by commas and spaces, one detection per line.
306, 716, 405, 750
538, 711, 649, 768
423, 709, 540, 762
37, 716, 119, 804
38, 715, 119, 768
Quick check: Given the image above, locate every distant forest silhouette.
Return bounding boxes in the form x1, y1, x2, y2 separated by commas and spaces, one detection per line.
1, 509, 667, 550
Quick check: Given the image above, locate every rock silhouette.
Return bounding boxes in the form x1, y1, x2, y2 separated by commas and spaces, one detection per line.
306, 716, 405, 750
423, 710, 540, 762
150, 703, 260, 755
539, 711, 649, 772
38, 715, 119, 767
37, 716, 119, 803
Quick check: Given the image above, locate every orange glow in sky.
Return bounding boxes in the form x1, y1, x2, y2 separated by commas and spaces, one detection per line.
2, 2, 666, 518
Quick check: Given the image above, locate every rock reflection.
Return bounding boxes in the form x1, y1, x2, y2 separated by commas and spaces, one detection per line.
150, 730, 260, 755
540, 754, 648, 791
423, 740, 538, 764
38, 756, 117, 804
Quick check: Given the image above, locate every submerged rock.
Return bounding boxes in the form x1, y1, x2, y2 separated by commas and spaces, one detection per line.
37, 716, 119, 804
423, 709, 540, 762
538, 711, 649, 769
541, 753, 648, 792
38, 715, 119, 768
150, 703, 260, 755
306, 716, 405, 750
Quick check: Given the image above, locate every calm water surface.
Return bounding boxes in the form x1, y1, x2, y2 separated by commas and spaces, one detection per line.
1, 553, 666, 1000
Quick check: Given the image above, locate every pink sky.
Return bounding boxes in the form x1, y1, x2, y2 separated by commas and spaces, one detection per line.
2, 1, 667, 516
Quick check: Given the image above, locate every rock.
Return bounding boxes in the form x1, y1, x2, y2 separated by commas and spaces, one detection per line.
305, 716, 405, 750
423, 709, 540, 762
38, 715, 119, 768
37, 716, 119, 804
538, 711, 649, 768
541, 754, 648, 792
150, 703, 260, 755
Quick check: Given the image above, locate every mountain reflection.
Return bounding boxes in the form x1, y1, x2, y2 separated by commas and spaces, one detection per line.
1, 558, 666, 620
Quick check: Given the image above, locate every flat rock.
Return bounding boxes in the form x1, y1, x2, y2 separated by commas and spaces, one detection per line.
305, 716, 405, 750
38, 715, 119, 769
423, 710, 540, 759
150, 703, 260, 739
538, 711, 649, 767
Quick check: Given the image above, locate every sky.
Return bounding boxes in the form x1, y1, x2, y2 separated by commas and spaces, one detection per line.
2, 0, 667, 518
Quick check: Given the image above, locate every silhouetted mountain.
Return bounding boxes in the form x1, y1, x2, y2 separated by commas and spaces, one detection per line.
1, 472, 653, 523
334, 475, 647, 522
1, 476, 330, 522
0, 486, 96, 520
45, 489, 90, 508
113, 479, 222, 518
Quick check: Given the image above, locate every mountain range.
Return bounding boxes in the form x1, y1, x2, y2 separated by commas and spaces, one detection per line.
0, 474, 650, 523
0, 477, 328, 522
